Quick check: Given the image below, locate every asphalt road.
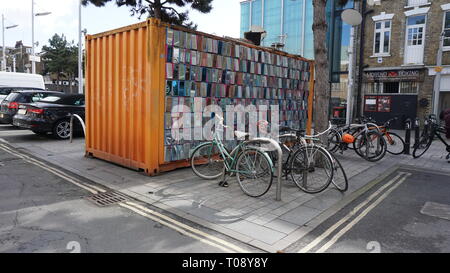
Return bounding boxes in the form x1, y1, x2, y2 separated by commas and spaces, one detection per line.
0, 124, 241, 253
290, 169, 450, 253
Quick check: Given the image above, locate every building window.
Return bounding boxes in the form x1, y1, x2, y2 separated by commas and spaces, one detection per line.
407, 0, 430, 7
407, 0, 430, 8
374, 20, 391, 55
365, 82, 418, 94
444, 11, 450, 49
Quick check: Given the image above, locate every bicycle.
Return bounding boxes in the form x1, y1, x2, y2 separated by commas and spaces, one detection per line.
365, 117, 406, 155
190, 115, 275, 198
412, 115, 450, 160
327, 121, 387, 162
261, 122, 339, 194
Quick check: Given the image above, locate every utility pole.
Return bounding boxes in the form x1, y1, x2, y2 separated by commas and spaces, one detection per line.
31, 0, 35, 74
2, 14, 5, 71
346, 27, 355, 124
78, 0, 83, 94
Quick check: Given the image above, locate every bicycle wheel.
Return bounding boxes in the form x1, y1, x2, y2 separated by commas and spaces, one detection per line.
354, 131, 387, 162
235, 148, 273, 198
413, 133, 433, 159
190, 142, 225, 180
327, 129, 341, 152
383, 132, 405, 155
290, 146, 334, 194
329, 153, 348, 192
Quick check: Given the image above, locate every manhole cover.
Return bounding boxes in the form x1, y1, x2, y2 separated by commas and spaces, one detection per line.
86, 191, 129, 207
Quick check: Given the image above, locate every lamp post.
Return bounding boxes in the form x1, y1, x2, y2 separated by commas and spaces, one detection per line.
341, 0, 375, 124
2, 14, 19, 71
31, 0, 51, 74
78, 0, 85, 95
432, 32, 444, 117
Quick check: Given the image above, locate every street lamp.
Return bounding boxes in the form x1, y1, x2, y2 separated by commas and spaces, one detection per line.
341, 0, 375, 124
2, 14, 19, 71
31, 0, 51, 74
78, 0, 85, 95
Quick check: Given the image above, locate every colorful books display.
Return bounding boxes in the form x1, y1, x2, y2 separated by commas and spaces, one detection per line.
164, 27, 311, 162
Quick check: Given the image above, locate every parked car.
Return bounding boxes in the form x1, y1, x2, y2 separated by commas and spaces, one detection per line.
13, 94, 85, 139
0, 90, 62, 124
0, 72, 46, 102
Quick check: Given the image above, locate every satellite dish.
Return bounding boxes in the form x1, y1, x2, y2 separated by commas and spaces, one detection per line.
341, 9, 363, 26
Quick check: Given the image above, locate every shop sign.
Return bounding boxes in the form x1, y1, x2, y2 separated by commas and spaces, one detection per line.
364, 70, 423, 82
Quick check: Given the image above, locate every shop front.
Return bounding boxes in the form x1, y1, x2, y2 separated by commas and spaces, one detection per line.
362, 68, 426, 129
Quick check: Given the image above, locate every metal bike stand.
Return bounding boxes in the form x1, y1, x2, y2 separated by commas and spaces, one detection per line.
404, 118, 411, 155
247, 137, 283, 201
70, 114, 86, 143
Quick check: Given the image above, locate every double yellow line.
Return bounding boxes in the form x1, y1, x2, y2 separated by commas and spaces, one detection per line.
298, 172, 411, 253
0, 143, 248, 253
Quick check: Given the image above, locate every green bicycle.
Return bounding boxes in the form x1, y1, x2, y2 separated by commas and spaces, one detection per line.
190, 116, 274, 198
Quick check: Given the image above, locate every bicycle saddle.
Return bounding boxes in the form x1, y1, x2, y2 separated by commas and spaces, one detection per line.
235, 131, 250, 139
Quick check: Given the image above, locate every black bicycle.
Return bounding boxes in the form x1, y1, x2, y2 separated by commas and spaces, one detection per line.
413, 115, 450, 160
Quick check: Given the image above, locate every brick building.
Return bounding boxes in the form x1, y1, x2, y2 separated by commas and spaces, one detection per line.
358, 0, 450, 126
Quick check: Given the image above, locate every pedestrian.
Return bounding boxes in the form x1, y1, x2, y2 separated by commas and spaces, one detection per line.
439, 108, 450, 139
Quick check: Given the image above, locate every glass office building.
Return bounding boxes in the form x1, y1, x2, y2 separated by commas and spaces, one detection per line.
240, 0, 315, 59
240, 0, 355, 106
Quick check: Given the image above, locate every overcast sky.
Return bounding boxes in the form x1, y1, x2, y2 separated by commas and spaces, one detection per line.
1, 0, 242, 51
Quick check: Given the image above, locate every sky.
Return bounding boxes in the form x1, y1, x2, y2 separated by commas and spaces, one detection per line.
1, 0, 242, 51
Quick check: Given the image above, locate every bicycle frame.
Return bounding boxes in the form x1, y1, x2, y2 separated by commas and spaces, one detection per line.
201, 126, 274, 175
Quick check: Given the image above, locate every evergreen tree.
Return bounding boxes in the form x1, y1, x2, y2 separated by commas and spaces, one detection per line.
42, 34, 79, 93
82, 0, 213, 29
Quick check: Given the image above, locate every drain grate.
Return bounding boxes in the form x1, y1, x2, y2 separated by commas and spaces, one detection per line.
86, 191, 129, 207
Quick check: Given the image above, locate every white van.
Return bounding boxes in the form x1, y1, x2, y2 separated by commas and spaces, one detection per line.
0, 72, 45, 102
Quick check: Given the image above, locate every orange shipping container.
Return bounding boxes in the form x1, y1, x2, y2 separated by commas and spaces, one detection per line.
85, 18, 314, 176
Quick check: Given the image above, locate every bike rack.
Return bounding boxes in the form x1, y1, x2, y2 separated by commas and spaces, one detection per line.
404, 118, 412, 155
246, 137, 283, 201
70, 114, 86, 143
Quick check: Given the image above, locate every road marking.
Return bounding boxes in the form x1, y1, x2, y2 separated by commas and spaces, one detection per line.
119, 202, 244, 253
0, 144, 100, 194
0, 143, 248, 253
298, 172, 410, 253
124, 201, 249, 253
316, 173, 410, 253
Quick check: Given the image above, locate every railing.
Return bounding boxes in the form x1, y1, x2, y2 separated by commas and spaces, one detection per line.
70, 114, 86, 143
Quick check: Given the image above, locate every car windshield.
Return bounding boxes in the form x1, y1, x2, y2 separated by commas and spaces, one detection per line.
3, 92, 20, 102
39, 95, 84, 106
39, 95, 65, 103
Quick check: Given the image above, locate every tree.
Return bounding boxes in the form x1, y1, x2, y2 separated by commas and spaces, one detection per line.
81, 0, 213, 29
42, 34, 79, 93
312, 0, 330, 139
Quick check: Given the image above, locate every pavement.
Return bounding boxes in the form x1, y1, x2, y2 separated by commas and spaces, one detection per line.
0, 124, 449, 253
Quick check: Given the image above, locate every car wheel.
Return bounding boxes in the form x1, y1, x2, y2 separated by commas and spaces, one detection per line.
53, 120, 71, 140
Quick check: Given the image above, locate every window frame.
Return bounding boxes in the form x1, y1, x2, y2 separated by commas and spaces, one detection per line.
443, 10, 450, 51
373, 20, 392, 56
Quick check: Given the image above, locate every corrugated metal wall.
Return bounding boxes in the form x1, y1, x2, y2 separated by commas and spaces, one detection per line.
85, 19, 166, 175
85, 18, 315, 176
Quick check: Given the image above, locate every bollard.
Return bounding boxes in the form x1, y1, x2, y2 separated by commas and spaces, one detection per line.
414, 117, 420, 149
404, 118, 411, 155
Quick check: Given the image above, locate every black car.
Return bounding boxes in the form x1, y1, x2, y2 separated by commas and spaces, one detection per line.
0, 90, 62, 124
13, 94, 85, 140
